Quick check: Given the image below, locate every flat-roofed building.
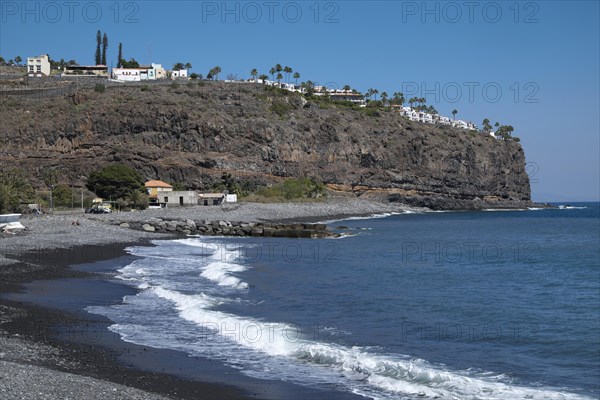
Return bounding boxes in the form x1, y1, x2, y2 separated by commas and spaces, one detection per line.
27, 55, 51, 77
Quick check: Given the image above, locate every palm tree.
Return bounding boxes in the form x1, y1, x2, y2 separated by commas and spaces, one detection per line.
452, 109, 458, 120
276, 72, 283, 86
343, 85, 351, 92
393, 92, 405, 107
14, 56, 22, 65
128, 189, 147, 210
259, 74, 268, 82
184, 62, 192, 70
373, 89, 379, 100
269, 67, 276, 81
293, 72, 300, 84
250, 68, 258, 81
0, 170, 33, 214
284, 66, 292, 82
482, 118, 492, 133
381, 92, 388, 106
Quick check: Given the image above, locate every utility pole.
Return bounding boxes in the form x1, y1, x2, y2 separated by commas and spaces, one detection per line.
50, 185, 54, 214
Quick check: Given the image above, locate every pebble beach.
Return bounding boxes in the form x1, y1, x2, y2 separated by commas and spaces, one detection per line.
0, 199, 419, 400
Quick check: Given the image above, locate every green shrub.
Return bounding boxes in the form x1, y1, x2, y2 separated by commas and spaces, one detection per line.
270, 100, 293, 117
255, 178, 324, 201
140, 85, 150, 92
363, 108, 381, 117
94, 83, 105, 93
170, 82, 180, 89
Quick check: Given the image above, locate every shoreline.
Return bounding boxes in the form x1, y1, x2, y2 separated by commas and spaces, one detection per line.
0, 199, 557, 399
0, 199, 410, 399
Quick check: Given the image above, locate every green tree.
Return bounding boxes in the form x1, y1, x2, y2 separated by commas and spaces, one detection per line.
0, 56, 5, 65
284, 66, 292, 82
269, 67, 276, 81
42, 167, 59, 211
392, 92, 405, 107
293, 72, 300, 84
452, 109, 458, 120
496, 125, 515, 140
101, 33, 108, 65
173, 62, 185, 70
250, 68, 258, 81
127, 189, 148, 210
276, 72, 283, 85
259, 74, 268, 82
14, 56, 22, 65
381, 92, 388, 107
117, 42, 123, 68
121, 58, 140, 68
184, 62, 192, 70
0, 169, 33, 214
52, 184, 73, 207
95, 30, 102, 65
86, 165, 144, 201
212, 66, 221, 80
482, 118, 492, 133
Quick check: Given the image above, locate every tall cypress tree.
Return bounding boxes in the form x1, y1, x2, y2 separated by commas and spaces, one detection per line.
95, 30, 102, 65
117, 43, 123, 68
101, 33, 108, 65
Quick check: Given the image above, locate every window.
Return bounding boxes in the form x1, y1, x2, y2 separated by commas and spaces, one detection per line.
29, 65, 34, 71
36, 66, 41, 72
164, 197, 168, 203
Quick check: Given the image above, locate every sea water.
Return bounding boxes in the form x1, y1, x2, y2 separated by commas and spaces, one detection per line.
87, 203, 600, 399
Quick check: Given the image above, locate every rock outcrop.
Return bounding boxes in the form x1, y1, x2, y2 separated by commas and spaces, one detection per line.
0, 81, 532, 210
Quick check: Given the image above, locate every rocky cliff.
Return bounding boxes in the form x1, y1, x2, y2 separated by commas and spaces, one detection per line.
0, 81, 532, 210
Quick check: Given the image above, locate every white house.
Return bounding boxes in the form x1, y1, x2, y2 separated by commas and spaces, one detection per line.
112, 64, 166, 82
171, 69, 188, 79
27, 55, 51, 77
112, 68, 142, 82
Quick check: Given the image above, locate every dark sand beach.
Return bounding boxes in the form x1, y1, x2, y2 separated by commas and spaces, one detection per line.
1, 200, 408, 399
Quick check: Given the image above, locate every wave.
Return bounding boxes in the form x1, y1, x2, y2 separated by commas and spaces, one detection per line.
557, 205, 587, 210
200, 261, 249, 289
323, 211, 413, 224
97, 238, 593, 400
148, 286, 591, 400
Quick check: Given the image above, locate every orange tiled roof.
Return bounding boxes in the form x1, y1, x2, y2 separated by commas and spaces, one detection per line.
145, 180, 173, 188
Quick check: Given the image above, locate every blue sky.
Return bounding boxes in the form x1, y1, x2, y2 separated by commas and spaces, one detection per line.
1, 1, 598, 201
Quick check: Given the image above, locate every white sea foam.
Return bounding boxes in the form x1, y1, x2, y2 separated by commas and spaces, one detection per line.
149, 286, 591, 400
200, 261, 249, 289
94, 238, 594, 400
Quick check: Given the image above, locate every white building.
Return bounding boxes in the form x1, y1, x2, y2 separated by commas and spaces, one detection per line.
27, 55, 51, 77
171, 69, 188, 79
399, 107, 477, 130
112, 64, 166, 82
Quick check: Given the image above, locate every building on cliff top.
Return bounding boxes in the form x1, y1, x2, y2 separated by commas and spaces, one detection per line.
27, 55, 51, 77
62, 65, 108, 77
112, 64, 166, 82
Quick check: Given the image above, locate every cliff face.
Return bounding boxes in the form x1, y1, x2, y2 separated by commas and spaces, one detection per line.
0, 82, 532, 210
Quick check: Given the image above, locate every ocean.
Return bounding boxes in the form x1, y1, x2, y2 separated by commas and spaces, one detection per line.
87, 203, 600, 399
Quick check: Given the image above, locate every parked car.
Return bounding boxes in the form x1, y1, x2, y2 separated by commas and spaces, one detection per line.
90, 207, 111, 214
